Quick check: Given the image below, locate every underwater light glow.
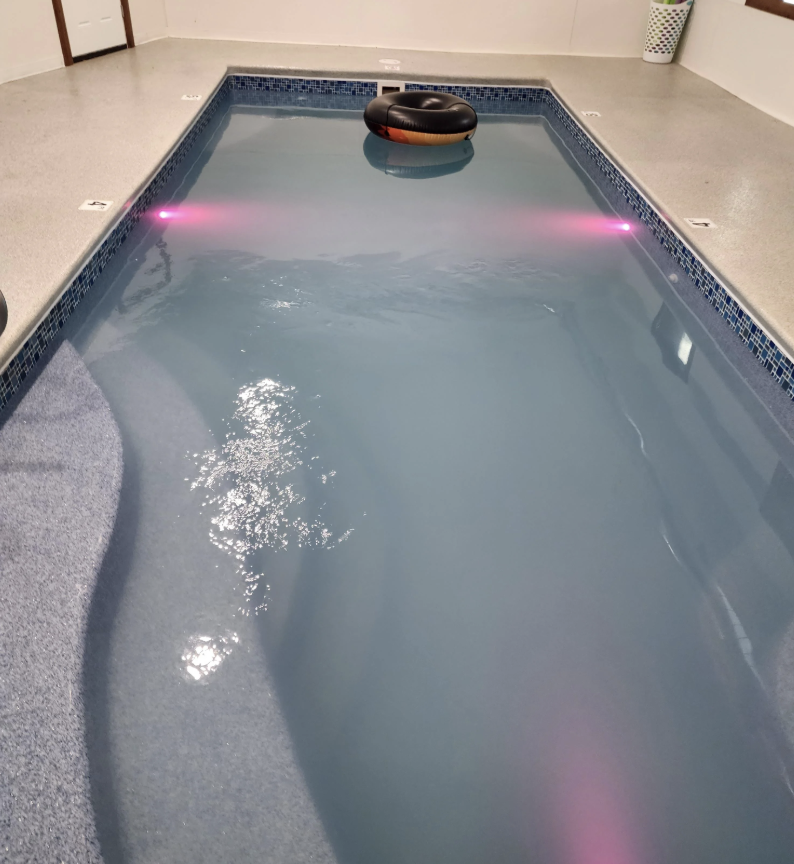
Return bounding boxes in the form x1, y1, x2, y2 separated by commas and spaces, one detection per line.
150, 202, 252, 228
506, 209, 636, 240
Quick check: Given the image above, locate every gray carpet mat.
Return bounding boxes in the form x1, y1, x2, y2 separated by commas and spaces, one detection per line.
0, 341, 122, 864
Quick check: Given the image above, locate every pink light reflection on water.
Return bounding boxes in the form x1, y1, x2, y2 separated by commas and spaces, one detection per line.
487, 208, 637, 248
543, 213, 634, 236
556, 743, 643, 864
146, 203, 636, 262
150, 202, 288, 233
543, 702, 648, 864
153, 207, 190, 223
150, 204, 220, 225
151, 204, 632, 234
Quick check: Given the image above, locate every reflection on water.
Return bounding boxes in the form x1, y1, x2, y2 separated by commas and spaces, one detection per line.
651, 303, 695, 383
363, 133, 474, 179
181, 632, 240, 682
190, 378, 349, 614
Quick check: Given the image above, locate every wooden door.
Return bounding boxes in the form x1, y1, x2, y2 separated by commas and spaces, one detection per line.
60, 0, 127, 58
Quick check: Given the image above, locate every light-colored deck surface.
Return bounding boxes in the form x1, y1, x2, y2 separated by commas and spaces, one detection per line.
1, 38, 793, 370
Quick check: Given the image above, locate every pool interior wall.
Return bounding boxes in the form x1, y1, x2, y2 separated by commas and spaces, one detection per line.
0, 342, 122, 864
4, 81, 792, 862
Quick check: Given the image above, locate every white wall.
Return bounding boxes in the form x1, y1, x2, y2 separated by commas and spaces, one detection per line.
0, 0, 167, 85
0, 0, 64, 84
1, 0, 648, 89
129, 0, 168, 44
163, 0, 651, 57
4, 0, 791, 130
677, 0, 794, 127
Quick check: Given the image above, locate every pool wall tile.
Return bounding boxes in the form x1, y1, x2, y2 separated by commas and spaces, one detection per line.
1, 75, 791, 410
227, 75, 376, 97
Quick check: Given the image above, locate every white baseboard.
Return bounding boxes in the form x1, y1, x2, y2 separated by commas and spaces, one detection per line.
1, 53, 64, 86
133, 33, 168, 46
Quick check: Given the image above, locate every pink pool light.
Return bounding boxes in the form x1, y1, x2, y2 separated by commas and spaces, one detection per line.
150, 203, 245, 228
502, 207, 636, 241
547, 213, 634, 235
151, 205, 210, 225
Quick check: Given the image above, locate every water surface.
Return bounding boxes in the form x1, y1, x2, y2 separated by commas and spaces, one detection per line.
68, 105, 794, 864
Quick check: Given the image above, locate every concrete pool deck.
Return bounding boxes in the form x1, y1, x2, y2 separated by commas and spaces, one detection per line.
1, 38, 793, 374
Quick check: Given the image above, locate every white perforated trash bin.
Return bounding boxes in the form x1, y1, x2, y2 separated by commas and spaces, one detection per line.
643, 0, 694, 64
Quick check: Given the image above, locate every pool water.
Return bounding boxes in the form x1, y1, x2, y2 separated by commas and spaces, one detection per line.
67, 102, 794, 863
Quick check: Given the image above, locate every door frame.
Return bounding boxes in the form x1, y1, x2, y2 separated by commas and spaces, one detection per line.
51, 0, 135, 67
745, 0, 794, 22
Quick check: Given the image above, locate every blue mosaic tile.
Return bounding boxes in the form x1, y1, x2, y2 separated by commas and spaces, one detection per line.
405, 82, 546, 104
2, 75, 792, 410
228, 75, 376, 98
227, 75, 375, 111
232, 89, 372, 111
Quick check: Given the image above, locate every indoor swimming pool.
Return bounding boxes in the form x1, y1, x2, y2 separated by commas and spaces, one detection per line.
46, 82, 794, 863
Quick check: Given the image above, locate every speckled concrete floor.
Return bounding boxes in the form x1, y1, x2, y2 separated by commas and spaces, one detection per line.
0, 38, 793, 370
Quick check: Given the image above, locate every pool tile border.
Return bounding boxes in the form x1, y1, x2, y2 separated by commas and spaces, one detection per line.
227, 74, 376, 97
1, 74, 791, 410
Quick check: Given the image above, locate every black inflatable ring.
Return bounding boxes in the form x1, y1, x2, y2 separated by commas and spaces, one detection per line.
364, 91, 477, 146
